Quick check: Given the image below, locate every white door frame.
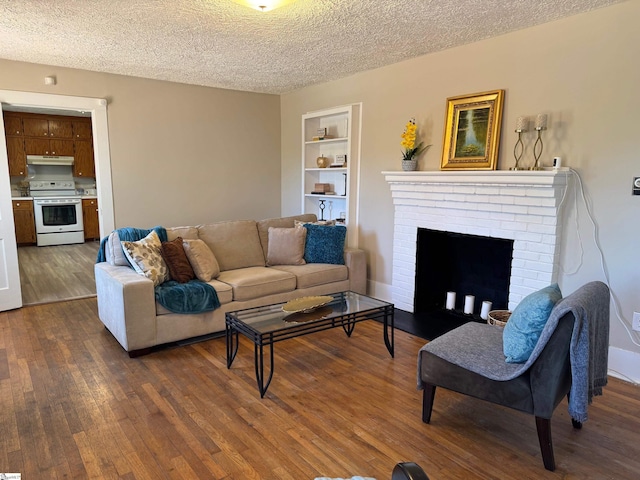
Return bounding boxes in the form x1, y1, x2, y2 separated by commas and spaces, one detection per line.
0, 89, 115, 311
0, 103, 22, 310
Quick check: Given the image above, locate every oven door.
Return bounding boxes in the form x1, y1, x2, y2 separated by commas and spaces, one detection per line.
33, 197, 84, 234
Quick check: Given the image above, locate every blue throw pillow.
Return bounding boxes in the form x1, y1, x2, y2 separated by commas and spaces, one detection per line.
503, 283, 562, 363
303, 224, 346, 264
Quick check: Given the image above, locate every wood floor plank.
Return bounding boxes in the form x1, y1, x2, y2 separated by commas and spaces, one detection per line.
2, 299, 640, 479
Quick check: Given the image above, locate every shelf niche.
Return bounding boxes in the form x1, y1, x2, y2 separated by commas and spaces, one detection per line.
301, 104, 361, 248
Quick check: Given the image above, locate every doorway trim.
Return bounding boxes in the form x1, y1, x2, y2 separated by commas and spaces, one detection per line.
1, 89, 115, 236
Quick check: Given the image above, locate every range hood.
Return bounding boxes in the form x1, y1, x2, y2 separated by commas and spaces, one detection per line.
26, 155, 75, 166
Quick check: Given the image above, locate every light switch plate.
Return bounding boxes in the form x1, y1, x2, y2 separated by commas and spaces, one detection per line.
633, 312, 640, 332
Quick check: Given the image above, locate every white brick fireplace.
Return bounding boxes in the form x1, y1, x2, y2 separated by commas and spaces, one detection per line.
383, 170, 570, 312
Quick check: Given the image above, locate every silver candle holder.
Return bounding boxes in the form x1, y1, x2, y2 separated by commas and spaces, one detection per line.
530, 113, 547, 171
511, 116, 528, 170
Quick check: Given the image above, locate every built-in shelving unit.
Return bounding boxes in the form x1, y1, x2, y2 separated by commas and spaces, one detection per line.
301, 104, 361, 247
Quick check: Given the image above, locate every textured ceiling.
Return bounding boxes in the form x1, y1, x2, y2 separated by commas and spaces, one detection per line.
0, 0, 623, 94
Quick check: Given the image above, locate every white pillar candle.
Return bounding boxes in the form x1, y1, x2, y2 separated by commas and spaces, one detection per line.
464, 295, 475, 315
480, 301, 492, 320
445, 291, 456, 310
515, 116, 526, 132
535, 113, 548, 130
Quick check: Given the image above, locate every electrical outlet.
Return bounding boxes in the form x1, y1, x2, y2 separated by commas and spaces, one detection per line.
633, 312, 640, 332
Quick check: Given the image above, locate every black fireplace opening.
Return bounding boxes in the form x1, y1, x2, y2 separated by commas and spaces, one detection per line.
411, 228, 513, 338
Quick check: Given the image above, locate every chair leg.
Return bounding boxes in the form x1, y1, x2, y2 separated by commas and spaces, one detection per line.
422, 383, 436, 424
535, 416, 555, 471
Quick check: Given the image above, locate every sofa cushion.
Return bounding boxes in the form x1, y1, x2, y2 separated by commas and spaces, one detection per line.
121, 230, 170, 287
208, 279, 234, 304
106, 231, 128, 266
166, 226, 199, 241
303, 224, 347, 265
503, 283, 563, 363
198, 220, 265, 271
257, 214, 317, 259
270, 263, 348, 289
217, 267, 296, 301
183, 239, 220, 281
266, 227, 307, 266
161, 237, 195, 283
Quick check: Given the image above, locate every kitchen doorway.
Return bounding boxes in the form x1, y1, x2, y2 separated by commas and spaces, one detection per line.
1, 90, 114, 310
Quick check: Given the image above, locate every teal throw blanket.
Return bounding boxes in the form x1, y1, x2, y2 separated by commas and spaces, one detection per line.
155, 280, 221, 314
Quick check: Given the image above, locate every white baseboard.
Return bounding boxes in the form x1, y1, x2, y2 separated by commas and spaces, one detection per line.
608, 346, 640, 385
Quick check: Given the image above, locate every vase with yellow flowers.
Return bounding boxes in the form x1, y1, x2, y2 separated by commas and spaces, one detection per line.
400, 118, 428, 171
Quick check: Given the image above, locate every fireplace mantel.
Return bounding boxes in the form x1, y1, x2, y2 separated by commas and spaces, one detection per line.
383, 168, 569, 187
383, 169, 570, 312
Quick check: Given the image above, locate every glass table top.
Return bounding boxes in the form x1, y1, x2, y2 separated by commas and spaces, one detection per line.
226, 291, 392, 335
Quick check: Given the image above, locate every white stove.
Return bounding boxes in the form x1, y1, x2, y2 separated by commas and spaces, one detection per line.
29, 179, 84, 246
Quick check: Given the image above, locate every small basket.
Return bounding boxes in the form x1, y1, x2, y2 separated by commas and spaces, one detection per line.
488, 310, 511, 327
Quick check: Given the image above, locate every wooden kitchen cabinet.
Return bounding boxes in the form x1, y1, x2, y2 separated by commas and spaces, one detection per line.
82, 198, 100, 240
24, 137, 75, 156
74, 140, 95, 177
3, 113, 27, 176
6, 137, 27, 176
23, 117, 73, 138
72, 120, 92, 140
12, 200, 36, 245
4, 112, 96, 177
22, 113, 75, 156
3, 114, 23, 136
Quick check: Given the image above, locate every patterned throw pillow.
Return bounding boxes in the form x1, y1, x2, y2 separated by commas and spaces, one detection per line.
303, 224, 346, 265
160, 237, 195, 283
121, 230, 170, 286
266, 227, 307, 266
182, 239, 220, 282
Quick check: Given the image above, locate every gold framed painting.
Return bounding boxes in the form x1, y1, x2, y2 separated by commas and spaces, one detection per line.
440, 89, 504, 170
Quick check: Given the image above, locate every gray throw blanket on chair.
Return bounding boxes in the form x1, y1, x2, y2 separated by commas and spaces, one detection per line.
551, 281, 610, 422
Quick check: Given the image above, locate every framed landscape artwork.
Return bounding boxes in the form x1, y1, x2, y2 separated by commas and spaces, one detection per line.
440, 89, 504, 170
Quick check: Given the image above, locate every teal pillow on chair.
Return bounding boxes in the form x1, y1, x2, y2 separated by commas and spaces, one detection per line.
503, 283, 562, 363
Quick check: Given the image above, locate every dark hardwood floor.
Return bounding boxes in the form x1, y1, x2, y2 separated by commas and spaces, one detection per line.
1, 298, 639, 479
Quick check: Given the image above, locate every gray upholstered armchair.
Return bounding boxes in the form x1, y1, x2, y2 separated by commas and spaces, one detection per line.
417, 281, 610, 471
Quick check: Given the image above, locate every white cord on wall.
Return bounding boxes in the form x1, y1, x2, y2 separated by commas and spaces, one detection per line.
557, 173, 583, 275
565, 168, 640, 348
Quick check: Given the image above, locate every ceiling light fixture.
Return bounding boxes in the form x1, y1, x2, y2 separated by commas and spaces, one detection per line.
231, 0, 297, 12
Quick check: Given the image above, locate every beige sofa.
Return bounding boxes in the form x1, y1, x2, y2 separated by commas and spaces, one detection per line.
95, 214, 366, 356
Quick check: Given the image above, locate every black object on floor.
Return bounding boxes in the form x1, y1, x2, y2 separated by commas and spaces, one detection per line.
393, 308, 485, 341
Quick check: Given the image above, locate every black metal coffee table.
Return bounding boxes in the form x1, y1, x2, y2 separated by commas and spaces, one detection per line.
225, 291, 394, 397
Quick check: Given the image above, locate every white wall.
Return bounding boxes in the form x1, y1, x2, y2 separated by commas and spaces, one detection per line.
281, 1, 640, 377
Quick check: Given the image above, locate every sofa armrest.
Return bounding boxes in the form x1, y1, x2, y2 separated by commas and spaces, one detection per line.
94, 262, 157, 353
344, 247, 366, 295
